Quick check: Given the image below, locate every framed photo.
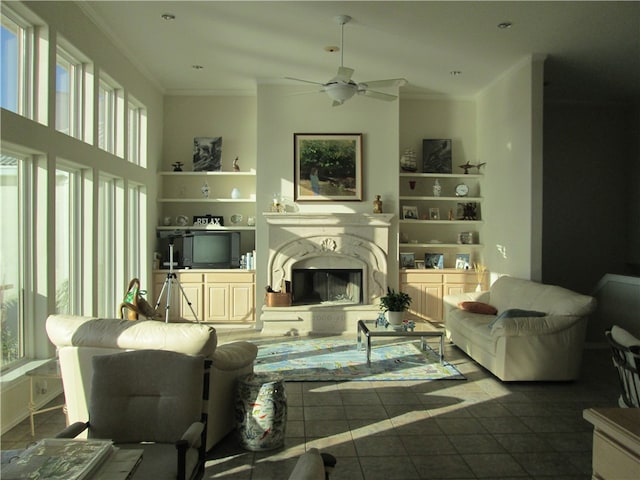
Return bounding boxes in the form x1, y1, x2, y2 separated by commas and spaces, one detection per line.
193, 137, 222, 171
458, 232, 474, 244
422, 139, 452, 173
294, 133, 363, 201
402, 205, 418, 220
425, 253, 444, 269
429, 207, 440, 220
455, 253, 471, 270
399, 252, 416, 269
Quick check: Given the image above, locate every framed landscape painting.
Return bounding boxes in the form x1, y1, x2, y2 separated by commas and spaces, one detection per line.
422, 139, 452, 173
294, 133, 363, 201
193, 137, 222, 171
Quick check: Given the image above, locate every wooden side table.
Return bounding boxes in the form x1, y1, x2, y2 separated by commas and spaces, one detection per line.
26, 359, 66, 436
583, 407, 640, 479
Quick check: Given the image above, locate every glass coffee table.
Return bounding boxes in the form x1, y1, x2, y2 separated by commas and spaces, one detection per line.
357, 319, 444, 367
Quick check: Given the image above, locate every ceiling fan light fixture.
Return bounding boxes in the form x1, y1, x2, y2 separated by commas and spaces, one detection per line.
325, 83, 356, 103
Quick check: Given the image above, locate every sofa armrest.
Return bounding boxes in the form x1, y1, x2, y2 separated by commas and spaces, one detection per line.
212, 341, 257, 371
443, 290, 490, 323
180, 421, 205, 447
490, 315, 583, 336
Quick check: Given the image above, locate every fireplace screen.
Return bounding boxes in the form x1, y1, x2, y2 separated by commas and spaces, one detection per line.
291, 269, 363, 305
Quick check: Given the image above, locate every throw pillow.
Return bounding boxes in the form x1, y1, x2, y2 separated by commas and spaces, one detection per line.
458, 301, 497, 315
488, 308, 546, 329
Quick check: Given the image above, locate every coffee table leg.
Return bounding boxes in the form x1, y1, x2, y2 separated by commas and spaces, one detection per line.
439, 334, 444, 363
367, 335, 372, 367
357, 323, 362, 350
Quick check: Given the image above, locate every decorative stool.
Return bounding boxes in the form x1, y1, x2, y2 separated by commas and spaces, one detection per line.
235, 373, 287, 451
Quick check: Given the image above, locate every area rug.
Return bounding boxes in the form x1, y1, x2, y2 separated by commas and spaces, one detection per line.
253, 337, 465, 381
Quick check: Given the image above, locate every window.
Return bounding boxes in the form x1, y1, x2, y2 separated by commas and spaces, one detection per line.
55, 165, 84, 314
127, 183, 147, 283
127, 97, 147, 167
0, 3, 47, 124
0, 152, 30, 369
55, 41, 92, 142
97, 175, 124, 317
98, 74, 124, 157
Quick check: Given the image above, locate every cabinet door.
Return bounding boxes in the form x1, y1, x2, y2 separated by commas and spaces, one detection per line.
402, 282, 424, 321
422, 284, 443, 321
229, 283, 254, 321
180, 283, 203, 322
206, 283, 230, 322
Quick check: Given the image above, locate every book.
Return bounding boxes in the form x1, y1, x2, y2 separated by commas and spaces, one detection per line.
2, 438, 114, 480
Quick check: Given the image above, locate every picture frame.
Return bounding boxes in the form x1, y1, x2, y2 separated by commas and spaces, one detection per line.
294, 133, 363, 201
402, 205, 418, 220
425, 253, 444, 269
458, 232, 474, 245
400, 252, 416, 269
422, 139, 452, 173
429, 207, 440, 220
193, 137, 222, 171
455, 253, 471, 270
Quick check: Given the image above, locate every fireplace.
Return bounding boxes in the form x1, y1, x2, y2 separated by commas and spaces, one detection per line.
292, 268, 363, 305
261, 212, 394, 334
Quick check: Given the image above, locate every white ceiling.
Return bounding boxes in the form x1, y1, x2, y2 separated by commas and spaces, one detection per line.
79, 1, 640, 102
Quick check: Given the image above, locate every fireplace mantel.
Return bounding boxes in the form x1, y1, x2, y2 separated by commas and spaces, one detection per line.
263, 212, 394, 227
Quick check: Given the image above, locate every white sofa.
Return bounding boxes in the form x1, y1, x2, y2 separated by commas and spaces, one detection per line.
45, 315, 257, 451
443, 276, 596, 381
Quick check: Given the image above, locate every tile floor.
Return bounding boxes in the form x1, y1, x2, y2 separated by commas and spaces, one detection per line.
1, 335, 620, 480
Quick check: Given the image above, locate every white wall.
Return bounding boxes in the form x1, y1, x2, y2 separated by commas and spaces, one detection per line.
255, 84, 400, 327
476, 56, 545, 281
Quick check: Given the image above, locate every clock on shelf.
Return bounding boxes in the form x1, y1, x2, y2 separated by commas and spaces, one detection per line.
455, 183, 469, 197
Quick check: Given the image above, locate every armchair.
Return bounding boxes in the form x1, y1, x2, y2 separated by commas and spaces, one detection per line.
56, 350, 209, 480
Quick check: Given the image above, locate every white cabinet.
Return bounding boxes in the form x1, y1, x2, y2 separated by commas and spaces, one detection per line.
399, 173, 483, 269
153, 270, 255, 323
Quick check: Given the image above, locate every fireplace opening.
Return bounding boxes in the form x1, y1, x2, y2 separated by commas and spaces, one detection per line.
291, 269, 363, 305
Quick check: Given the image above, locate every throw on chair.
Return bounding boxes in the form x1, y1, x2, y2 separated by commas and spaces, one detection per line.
606, 326, 640, 408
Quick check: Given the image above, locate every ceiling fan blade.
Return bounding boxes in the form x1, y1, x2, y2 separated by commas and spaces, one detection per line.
285, 76, 325, 86
359, 78, 408, 88
334, 66, 354, 83
359, 89, 397, 101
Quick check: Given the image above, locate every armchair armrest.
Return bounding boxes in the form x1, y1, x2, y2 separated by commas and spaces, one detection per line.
180, 421, 205, 448
55, 421, 88, 439
491, 315, 582, 336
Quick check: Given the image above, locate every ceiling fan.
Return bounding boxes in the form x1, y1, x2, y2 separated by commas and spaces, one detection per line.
286, 15, 407, 106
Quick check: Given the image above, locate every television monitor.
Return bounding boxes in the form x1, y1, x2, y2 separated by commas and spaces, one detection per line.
182, 231, 240, 269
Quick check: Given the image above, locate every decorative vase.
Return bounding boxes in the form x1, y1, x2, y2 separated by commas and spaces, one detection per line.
386, 311, 404, 325
433, 179, 442, 197
231, 188, 241, 199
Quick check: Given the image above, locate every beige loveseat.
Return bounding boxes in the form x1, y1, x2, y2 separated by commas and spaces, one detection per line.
46, 315, 257, 451
443, 276, 596, 381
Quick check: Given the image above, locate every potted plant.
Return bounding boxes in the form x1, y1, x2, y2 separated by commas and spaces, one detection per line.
379, 287, 412, 325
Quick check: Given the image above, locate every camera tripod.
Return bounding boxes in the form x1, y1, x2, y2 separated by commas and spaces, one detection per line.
154, 239, 200, 323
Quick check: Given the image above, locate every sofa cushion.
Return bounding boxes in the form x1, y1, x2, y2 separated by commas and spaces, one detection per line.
458, 301, 497, 315
488, 308, 546, 329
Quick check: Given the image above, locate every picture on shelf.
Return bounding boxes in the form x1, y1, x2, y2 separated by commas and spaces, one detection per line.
422, 139, 452, 173
193, 137, 222, 171
425, 253, 444, 269
400, 252, 416, 269
429, 207, 440, 220
455, 253, 471, 270
458, 232, 474, 244
402, 205, 419, 219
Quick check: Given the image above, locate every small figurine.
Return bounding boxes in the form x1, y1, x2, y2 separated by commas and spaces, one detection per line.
201, 182, 209, 198
172, 162, 184, 172
233, 157, 240, 172
373, 195, 383, 213
433, 179, 442, 197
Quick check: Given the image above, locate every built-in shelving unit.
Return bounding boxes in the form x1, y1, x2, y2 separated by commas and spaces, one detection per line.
398, 172, 484, 268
